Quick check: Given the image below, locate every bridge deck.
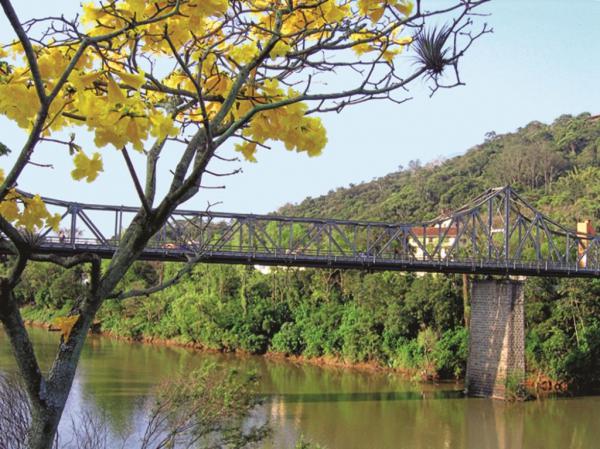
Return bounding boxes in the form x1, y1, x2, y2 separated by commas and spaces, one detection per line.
29, 240, 600, 278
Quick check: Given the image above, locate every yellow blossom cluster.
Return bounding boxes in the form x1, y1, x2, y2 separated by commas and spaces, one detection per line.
0, 170, 61, 232
71, 151, 104, 183
352, 30, 413, 62
0, 0, 412, 161
234, 80, 327, 162
358, 0, 413, 22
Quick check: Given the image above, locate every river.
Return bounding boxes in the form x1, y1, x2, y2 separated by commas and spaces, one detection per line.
0, 327, 598, 449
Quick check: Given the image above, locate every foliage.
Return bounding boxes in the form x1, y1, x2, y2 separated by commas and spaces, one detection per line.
504, 371, 528, 402
11, 262, 87, 309
271, 322, 304, 355
20, 262, 469, 378
143, 364, 268, 449
278, 113, 600, 225
525, 277, 600, 390
432, 327, 469, 379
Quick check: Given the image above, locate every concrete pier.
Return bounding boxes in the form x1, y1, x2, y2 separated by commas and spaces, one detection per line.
465, 280, 525, 399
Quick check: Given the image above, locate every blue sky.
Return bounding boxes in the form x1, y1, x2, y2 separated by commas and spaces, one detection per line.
1, 0, 600, 215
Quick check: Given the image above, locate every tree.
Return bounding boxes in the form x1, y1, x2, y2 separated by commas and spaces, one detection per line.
0, 1, 489, 447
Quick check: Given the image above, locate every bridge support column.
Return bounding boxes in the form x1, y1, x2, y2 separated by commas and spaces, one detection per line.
465, 279, 525, 399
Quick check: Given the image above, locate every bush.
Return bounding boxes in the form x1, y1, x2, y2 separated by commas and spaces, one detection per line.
0, 366, 270, 449
337, 303, 382, 363
432, 327, 468, 379
294, 302, 343, 358
271, 322, 304, 355
531, 322, 600, 389
392, 338, 424, 371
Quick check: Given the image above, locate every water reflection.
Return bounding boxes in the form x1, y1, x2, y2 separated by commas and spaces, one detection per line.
277, 390, 464, 403
1, 328, 598, 449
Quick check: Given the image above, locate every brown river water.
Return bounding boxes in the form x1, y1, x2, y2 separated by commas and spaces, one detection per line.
1, 327, 598, 449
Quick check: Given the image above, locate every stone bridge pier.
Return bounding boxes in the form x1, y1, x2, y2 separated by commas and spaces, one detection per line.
465, 279, 525, 399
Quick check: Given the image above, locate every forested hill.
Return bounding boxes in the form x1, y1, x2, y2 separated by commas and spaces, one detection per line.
278, 112, 600, 226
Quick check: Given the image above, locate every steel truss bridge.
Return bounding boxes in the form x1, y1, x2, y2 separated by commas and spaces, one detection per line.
3, 186, 600, 277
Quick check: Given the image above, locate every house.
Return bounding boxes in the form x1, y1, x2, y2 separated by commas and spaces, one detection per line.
409, 220, 460, 260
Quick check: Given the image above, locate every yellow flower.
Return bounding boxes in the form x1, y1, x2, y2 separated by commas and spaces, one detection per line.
52, 315, 80, 342
235, 142, 258, 162
114, 70, 146, 90
71, 71, 103, 90
107, 75, 126, 103
150, 112, 178, 140
0, 195, 19, 222
270, 41, 291, 59
46, 213, 62, 231
394, 1, 414, 16
71, 151, 104, 183
229, 44, 259, 65
17, 195, 47, 230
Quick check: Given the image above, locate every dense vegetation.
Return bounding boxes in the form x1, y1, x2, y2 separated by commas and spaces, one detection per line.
12, 112, 600, 390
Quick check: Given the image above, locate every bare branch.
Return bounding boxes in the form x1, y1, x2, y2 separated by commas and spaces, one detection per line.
108, 253, 201, 301
29, 253, 99, 269
0, 0, 46, 103
121, 147, 152, 214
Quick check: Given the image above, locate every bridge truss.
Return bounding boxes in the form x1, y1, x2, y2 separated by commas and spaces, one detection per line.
2, 186, 599, 277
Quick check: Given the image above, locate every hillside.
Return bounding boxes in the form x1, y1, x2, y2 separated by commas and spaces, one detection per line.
278, 112, 600, 227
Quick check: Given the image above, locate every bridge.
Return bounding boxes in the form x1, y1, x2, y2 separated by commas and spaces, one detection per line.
4, 186, 599, 278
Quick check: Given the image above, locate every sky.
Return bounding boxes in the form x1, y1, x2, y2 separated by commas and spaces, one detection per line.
1, 0, 600, 216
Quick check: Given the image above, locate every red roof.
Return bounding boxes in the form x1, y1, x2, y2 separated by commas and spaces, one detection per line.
411, 226, 458, 238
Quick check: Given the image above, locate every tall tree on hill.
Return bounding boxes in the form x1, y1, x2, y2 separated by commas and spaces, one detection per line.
0, 0, 489, 446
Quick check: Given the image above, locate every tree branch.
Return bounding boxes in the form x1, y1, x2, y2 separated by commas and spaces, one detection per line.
144, 137, 167, 206
0, 279, 47, 412
107, 254, 202, 301
29, 253, 99, 269
0, 0, 46, 103
121, 147, 152, 214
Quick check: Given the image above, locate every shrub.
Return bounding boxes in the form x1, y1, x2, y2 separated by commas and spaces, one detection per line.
271, 322, 304, 355
337, 303, 382, 363
432, 327, 469, 379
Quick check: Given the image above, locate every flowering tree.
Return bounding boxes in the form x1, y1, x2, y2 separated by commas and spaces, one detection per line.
0, 0, 489, 447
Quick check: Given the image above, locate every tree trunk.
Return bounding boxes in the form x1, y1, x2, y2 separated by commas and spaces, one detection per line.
28, 406, 61, 449
0, 278, 95, 449
0, 281, 57, 449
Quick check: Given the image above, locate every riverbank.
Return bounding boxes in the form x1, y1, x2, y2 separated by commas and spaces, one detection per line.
18, 273, 474, 383
22, 311, 573, 398
24, 314, 425, 378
